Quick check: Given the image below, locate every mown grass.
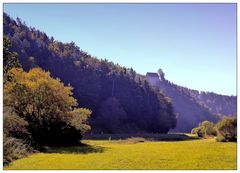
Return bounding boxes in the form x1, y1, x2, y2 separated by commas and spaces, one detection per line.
5, 137, 236, 170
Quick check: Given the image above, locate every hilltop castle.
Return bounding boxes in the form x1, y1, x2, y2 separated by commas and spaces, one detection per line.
146, 69, 165, 86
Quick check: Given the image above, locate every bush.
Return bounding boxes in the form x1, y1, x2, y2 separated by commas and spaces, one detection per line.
3, 108, 33, 166
216, 135, 226, 142
191, 120, 216, 138
191, 127, 204, 137
201, 121, 217, 136
3, 108, 30, 140
216, 117, 237, 142
3, 134, 33, 166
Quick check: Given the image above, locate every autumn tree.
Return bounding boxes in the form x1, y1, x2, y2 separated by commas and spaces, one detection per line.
4, 68, 91, 146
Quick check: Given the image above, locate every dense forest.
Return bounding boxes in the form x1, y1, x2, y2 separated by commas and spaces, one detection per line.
3, 13, 177, 134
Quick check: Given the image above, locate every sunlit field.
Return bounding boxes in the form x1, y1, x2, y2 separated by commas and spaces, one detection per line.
5, 135, 236, 170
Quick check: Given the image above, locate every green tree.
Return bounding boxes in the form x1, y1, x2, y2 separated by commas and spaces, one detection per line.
4, 67, 91, 146
201, 120, 216, 136
3, 36, 21, 83
158, 68, 165, 80
191, 120, 216, 137
216, 117, 237, 142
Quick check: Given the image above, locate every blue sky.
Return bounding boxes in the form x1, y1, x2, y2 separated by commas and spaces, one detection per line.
4, 3, 237, 95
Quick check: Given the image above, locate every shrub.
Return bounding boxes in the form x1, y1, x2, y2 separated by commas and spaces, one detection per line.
3, 134, 33, 166
191, 127, 204, 137
3, 108, 30, 140
191, 120, 216, 138
201, 121, 217, 136
216, 135, 226, 142
216, 117, 237, 142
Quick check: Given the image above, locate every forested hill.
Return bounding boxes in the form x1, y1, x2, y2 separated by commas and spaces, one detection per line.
160, 78, 237, 117
155, 79, 219, 132
186, 90, 236, 117
3, 13, 177, 134
146, 71, 236, 132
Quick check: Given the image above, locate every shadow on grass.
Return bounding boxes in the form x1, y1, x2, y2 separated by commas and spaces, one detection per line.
45, 143, 107, 154
83, 133, 200, 142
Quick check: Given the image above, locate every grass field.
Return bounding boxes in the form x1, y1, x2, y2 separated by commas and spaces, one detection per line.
5, 135, 237, 170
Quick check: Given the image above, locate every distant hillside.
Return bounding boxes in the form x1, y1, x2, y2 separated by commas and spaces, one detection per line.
186, 90, 236, 116
3, 13, 177, 134
146, 71, 236, 132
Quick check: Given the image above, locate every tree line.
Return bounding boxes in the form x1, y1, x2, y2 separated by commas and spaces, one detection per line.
191, 117, 237, 142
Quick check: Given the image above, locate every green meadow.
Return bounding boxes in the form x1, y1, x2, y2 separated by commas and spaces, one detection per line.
5, 134, 236, 170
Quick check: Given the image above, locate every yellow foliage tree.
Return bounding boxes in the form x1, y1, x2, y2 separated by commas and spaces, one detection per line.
4, 68, 91, 146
